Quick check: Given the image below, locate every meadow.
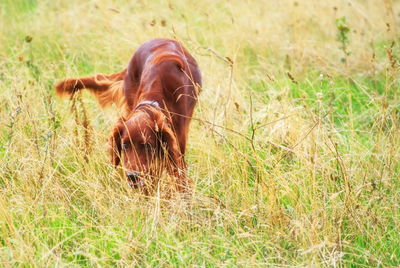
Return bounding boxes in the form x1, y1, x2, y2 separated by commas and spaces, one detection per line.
0, 0, 399, 266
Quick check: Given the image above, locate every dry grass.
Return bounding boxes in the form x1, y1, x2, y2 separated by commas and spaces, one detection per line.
0, 0, 399, 266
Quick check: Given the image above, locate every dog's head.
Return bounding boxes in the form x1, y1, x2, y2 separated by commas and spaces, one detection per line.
109, 107, 183, 188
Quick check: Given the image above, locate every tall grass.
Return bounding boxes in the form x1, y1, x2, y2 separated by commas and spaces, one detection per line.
0, 0, 399, 266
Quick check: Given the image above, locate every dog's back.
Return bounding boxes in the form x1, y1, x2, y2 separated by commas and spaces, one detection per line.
124, 38, 202, 110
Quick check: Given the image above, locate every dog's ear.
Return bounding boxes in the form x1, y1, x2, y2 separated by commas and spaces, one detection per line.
157, 120, 183, 172
109, 122, 123, 167
156, 120, 190, 191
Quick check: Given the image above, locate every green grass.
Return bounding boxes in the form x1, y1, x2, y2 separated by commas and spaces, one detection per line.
1, 0, 399, 266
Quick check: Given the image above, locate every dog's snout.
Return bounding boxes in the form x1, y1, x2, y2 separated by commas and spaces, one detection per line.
127, 171, 141, 182
127, 171, 145, 188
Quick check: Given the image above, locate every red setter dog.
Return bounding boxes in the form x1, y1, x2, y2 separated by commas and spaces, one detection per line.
55, 39, 201, 191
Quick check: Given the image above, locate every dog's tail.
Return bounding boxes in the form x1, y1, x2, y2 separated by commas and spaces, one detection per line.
55, 69, 127, 108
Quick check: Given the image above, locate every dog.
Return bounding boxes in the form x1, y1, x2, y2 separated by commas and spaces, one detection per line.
55, 38, 201, 191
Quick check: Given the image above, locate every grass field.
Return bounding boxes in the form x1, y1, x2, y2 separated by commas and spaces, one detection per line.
1, 0, 399, 266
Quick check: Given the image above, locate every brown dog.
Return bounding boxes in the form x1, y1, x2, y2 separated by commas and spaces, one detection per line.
55, 39, 201, 191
